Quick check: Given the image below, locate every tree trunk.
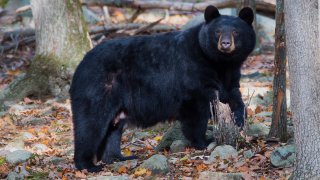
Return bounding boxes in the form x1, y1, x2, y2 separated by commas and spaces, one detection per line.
268, 0, 287, 142
285, 1, 320, 179
0, 0, 92, 104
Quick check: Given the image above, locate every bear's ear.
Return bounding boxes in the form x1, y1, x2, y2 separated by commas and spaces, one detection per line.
204, 5, 220, 23
239, 7, 254, 25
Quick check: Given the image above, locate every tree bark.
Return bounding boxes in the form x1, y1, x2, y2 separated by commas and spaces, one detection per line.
81, 0, 276, 18
268, 0, 287, 142
0, 0, 92, 105
285, 0, 320, 179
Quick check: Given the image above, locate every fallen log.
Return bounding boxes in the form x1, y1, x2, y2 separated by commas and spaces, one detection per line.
0, 23, 175, 52
81, 0, 275, 18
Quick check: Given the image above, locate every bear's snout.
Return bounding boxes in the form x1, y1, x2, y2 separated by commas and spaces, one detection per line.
218, 33, 235, 53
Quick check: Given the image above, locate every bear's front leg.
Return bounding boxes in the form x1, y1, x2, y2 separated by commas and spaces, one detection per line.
179, 96, 211, 149
228, 88, 246, 127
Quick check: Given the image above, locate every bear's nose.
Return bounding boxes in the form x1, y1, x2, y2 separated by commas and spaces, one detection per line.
221, 40, 231, 49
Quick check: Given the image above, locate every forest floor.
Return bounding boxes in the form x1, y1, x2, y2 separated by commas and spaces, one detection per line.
0, 6, 293, 180
0, 53, 293, 179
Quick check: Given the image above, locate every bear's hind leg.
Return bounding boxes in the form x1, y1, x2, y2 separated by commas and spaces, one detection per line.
73, 100, 120, 172
101, 117, 137, 164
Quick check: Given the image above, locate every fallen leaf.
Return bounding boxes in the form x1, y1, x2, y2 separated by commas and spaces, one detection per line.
153, 136, 162, 142
196, 163, 207, 172
255, 106, 263, 114
238, 165, 250, 172
75, 171, 87, 178
134, 167, 148, 176
118, 166, 128, 173
123, 148, 132, 156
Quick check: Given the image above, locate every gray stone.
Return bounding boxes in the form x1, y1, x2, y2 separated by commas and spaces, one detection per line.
5, 150, 32, 165
246, 123, 270, 137
0, 149, 10, 156
4, 138, 24, 152
20, 117, 48, 126
206, 142, 217, 152
170, 140, 187, 153
140, 154, 169, 174
111, 159, 138, 171
88, 176, 130, 180
6, 171, 24, 180
156, 122, 188, 151
199, 171, 243, 180
287, 138, 294, 145
243, 150, 254, 159
20, 132, 35, 140
133, 131, 150, 140
49, 157, 66, 165
207, 145, 238, 163
32, 143, 49, 152
287, 126, 294, 139
270, 145, 295, 168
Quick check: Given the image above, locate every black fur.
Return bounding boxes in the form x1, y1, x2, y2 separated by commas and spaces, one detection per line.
69, 6, 255, 172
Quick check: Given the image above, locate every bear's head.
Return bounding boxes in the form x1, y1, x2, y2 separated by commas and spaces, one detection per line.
199, 5, 256, 63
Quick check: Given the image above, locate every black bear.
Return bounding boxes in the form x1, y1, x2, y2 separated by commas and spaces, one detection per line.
69, 5, 255, 172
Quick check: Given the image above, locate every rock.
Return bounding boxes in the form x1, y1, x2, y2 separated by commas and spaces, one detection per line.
168, 157, 179, 164
155, 122, 188, 151
32, 143, 49, 152
199, 171, 243, 180
243, 150, 254, 159
6, 171, 24, 180
287, 125, 294, 139
20, 132, 35, 140
4, 138, 24, 152
271, 145, 295, 168
111, 159, 138, 171
287, 138, 294, 145
140, 154, 169, 174
88, 176, 130, 180
207, 145, 238, 163
20, 117, 48, 126
0, 150, 10, 157
5, 150, 32, 165
206, 142, 217, 152
246, 123, 270, 137
133, 131, 150, 140
170, 140, 187, 153
49, 157, 66, 165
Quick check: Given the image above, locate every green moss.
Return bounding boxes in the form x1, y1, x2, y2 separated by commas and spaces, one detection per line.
0, 156, 6, 165
0, 0, 9, 7
27, 171, 49, 180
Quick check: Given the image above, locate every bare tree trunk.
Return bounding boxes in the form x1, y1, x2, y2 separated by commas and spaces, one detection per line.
268, 0, 287, 142
285, 1, 320, 179
0, 0, 92, 105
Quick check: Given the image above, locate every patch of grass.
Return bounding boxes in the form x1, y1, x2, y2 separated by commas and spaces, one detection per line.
0, 156, 6, 165
27, 171, 49, 180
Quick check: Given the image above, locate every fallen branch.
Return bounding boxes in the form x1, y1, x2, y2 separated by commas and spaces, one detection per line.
81, 0, 275, 18
0, 23, 175, 52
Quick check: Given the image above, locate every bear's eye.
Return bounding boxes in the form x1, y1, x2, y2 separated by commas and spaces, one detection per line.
215, 30, 221, 36
232, 30, 239, 36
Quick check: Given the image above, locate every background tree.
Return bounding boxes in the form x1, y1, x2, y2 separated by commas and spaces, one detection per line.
285, 0, 320, 179
268, 0, 287, 141
0, 0, 92, 105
